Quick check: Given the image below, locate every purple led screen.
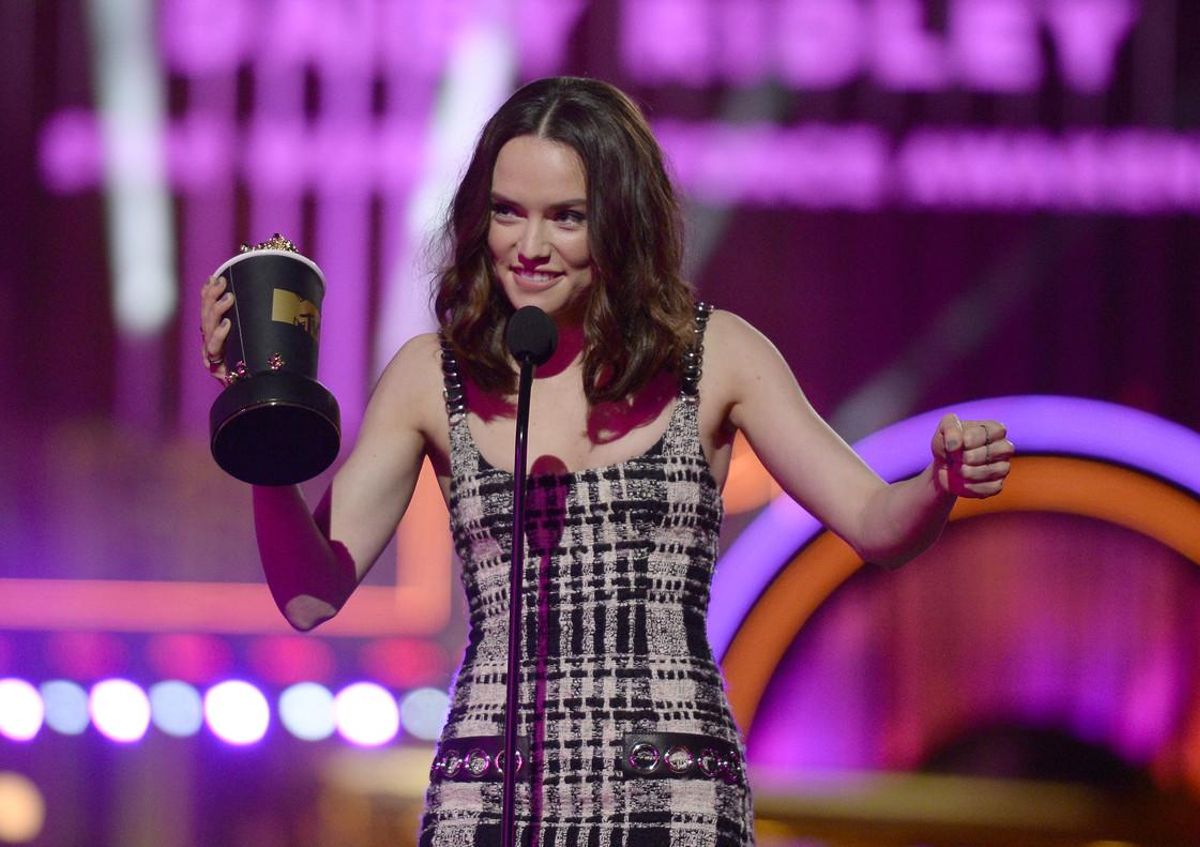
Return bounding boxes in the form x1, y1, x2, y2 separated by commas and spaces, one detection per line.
6, 0, 1199, 445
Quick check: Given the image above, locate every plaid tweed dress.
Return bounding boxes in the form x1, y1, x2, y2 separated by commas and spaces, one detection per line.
419, 312, 754, 847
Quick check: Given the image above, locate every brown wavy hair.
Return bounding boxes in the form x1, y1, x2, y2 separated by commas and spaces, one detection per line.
433, 76, 695, 405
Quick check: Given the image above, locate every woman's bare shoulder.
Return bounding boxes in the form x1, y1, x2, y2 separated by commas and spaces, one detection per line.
699, 309, 785, 385
368, 331, 447, 427
379, 331, 443, 381
703, 307, 770, 347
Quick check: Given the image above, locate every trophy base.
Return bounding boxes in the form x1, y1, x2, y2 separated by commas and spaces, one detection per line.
210, 371, 341, 486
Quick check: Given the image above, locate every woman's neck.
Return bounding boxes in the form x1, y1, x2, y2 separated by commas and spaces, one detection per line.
535, 317, 586, 378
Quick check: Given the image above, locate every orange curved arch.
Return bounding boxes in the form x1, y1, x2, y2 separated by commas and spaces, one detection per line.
722, 455, 1200, 732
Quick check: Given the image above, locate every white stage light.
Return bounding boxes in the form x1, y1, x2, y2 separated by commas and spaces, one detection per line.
0, 680, 43, 742
90, 679, 151, 743
40, 680, 89, 735
204, 680, 270, 745
279, 682, 335, 741
399, 687, 449, 741
87, 0, 177, 337
149, 680, 204, 738
333, 682, 400, 747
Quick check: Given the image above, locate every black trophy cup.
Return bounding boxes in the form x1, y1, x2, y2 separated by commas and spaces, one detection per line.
209, 234, 340, 485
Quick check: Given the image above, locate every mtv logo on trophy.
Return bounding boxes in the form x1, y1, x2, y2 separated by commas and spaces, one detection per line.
209, 234, 341, 486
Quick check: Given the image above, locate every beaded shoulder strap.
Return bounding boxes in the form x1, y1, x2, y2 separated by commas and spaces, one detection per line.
439, 332, 466, 424
679, 301, 713, 402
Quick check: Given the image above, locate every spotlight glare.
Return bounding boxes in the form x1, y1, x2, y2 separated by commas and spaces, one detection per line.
0, 772, 46, 843
279, 682, 335, 742
149, 680, 204, 737
333, 682, 400, 747
0, 680, 44, 742
90, 679, 151, 743
39, 680, 90, 735
399, 687, 450, 741
204, 680, 269, 745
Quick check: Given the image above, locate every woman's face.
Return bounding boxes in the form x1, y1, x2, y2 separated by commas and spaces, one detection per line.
488, 135, 593, 319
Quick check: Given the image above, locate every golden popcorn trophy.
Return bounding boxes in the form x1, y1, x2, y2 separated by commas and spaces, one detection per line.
209, 234, 340, 485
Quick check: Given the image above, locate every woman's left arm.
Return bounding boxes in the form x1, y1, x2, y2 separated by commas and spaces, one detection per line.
703, 311, 1013, 568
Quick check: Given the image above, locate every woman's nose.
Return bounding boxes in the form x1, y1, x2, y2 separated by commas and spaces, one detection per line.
517, 220, 550, 263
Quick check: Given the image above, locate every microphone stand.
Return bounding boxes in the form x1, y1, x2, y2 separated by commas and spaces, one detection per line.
501, 354, 535, 847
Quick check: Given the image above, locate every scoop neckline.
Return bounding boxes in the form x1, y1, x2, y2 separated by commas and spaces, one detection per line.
461, 398, 683, 479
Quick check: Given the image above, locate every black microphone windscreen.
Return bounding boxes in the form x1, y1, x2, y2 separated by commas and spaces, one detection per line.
505, 306, 558, 366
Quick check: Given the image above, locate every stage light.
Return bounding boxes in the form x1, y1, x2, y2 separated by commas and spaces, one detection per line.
45, 631, 128, 680
399, 687, 449, 741
149, 680, 203, 738
0, 680, 43, 742
248, 637, 335, 686
204, 680, 269, 745
374, 21, 516, 374
40, 680, 89, 735
90, 679, 151, 743
87, 0, 177, 337
145, 633, 233, 683
333, 682, 400, 747
279, 682, 336, 741
0, 772, 45, 843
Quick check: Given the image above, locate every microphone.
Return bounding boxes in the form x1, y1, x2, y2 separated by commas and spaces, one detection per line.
499, 303, 555, 847
505, 305, 557, 365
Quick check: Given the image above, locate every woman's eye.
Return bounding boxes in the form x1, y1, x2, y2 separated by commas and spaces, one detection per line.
492, 203, 517, 218
556, 210, 586, 224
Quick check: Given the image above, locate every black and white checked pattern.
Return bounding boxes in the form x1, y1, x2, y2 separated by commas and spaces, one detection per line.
419, 312, 753, 847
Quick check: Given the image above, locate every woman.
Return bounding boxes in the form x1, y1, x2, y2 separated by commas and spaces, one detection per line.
201, 77, 1012, 846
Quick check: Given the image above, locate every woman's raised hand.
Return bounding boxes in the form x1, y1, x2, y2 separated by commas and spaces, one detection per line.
199, 275, 235, 385
931, 413, 1013, 498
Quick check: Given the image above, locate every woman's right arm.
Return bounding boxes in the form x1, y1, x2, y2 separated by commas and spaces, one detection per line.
201, 275, 442, 630
252, 333, 436, 629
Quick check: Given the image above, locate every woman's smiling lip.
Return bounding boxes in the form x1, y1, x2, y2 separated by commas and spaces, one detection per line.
511, 268, 563, 289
